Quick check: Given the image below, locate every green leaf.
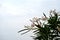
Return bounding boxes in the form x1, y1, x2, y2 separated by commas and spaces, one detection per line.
18, 29, 28, 33
21, 30, 30, 35
43, 13, 47, 18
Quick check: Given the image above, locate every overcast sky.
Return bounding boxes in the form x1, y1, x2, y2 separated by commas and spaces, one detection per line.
0, 0, 60, 40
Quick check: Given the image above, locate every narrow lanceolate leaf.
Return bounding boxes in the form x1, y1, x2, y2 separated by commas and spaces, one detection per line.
43, 13, 47, 18
18, 29, 28, 33
21, 30, 30, 35
33, 29, 38, 33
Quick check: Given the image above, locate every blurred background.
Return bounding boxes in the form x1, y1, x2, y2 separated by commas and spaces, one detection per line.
0, 0, 60, 40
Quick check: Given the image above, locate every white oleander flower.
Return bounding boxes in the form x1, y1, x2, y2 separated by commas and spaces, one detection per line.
49, 9, 56, 14
24, 25, 37, 30
49, 9, 56, 16
30, 17, 41, 25
41, 16, 48, 21
49, 10, 52, 14
31, 23, 35, 27
49, 9, 60, 17
30, 17, 41, 22
57, 27, 60, 32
